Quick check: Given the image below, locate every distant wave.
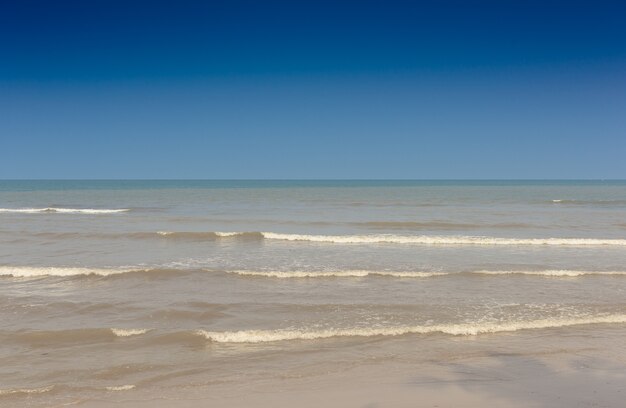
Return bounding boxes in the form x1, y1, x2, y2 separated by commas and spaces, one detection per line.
197, 314, 626, 343
0, 207, 129, 214
260, 232, 626, 246
550, 199, 626, 206
229, 269, 626, 279
474, 270, 626, 277
148, 231, 626, 246
353, 221, 533, 230
14, 230, 626, 246
4, 266, 626, 279
229, 270, 447, 278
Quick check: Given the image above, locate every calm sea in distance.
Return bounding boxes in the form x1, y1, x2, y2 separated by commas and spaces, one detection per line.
1, 180, 625, 405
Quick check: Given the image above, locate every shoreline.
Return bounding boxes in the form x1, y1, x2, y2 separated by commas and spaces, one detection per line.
21, 327, 622, 408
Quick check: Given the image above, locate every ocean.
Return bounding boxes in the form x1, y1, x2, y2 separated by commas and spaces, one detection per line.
1, 180, 626, 406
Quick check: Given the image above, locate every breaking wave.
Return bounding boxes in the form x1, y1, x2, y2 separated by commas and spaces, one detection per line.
4, 266, 626, 280
551, 199, 626, 205
155, 231, 264, 241
0, 266, 144, 277
197, 314, 626, 343
475, 270, 626, 277
105, 385, 136, 391
353, 221, 533, 230
260, 232, 626, 246
0, 207, 129, 214
0, 385, 54, 396
229, 270, 447, 278
110, 328, 150, 337
229, 269, 626, 279
3, 328, 150, 345
20, 230, 626, 246
148, 231, 626, 246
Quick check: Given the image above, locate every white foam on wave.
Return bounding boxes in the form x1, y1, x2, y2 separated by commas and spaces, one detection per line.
111, 328, 150, 337
105, 385, 135, 391
0, 266, 140, 277
215, 231, 248, 237
261, 232, 626, 246
0, 385, 54, 396
197, 314, 626, 343
0, 207, 129, 214
475, 270, 626, 277
229, 269, 626, 278
229, 270, 447, 278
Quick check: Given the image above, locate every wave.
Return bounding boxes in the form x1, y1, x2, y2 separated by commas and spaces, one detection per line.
0, 207, 129, 214
105, 385, 136, 391
0, 266, 143, 277
0, 266, 196, 279
156, 231, 264, 241
4, 265, 626, 280
229, 269, 626, 279
197, 314, 626, 343
229, 270, 447, 278
260, 232, 626, 246
18, 230, 626, 247
0, 385, 54, 396
474, 270, 626, 277
354, 221, 533, 230
550, 199, 626, 206
3, 328, 150, 346
150, 231, 626, 246
111, 328, 150, 337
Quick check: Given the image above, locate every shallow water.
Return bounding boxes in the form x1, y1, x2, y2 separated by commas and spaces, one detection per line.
1, 180, 625, 405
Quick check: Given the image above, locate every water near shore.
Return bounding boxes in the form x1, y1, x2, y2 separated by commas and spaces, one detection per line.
1, 180, 626, 406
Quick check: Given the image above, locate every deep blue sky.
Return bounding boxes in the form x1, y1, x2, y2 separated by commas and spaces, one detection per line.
1, 0, 625, 179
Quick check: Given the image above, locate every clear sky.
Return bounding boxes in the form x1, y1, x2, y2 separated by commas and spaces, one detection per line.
1, 0, 625, 179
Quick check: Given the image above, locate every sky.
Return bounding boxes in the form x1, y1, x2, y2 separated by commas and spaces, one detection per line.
1, 0, 625, 179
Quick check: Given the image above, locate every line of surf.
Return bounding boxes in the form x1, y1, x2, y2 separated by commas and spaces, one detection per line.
197, 314, 626, 343
229, 270, 447, 278
229, 269, 626, 278
48, 230, 621, 246
474, 270, 626, 277
260, 232, 626, 246
156, 231, 263, 240
0, 266, 144, 277
0, 207, 129, 214
4, 266, 626, 279
0, 385, 54, 396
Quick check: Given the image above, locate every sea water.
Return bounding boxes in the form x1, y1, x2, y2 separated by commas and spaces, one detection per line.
1, 180, 625, 404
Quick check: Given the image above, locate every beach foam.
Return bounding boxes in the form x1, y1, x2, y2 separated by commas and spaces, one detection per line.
197, 314, 626, 343
105, 385, 136, 391
0, 207, 129, 214
156, 231, 263, 240
229, 270, 447, 278
0, 385, 54, 396
150, 231, 626, 246
111, 328, 150, 337
0, 266, 141, 277
475, 270, 626, 277
261, 232, 626, 246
